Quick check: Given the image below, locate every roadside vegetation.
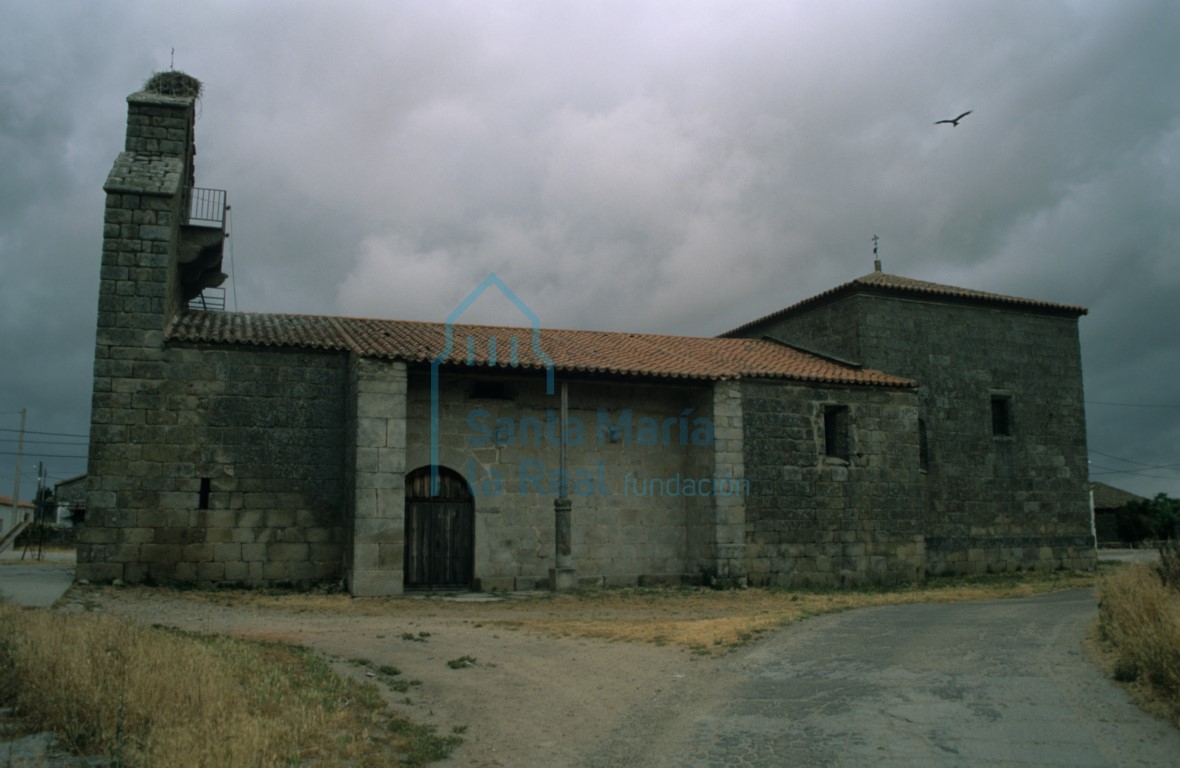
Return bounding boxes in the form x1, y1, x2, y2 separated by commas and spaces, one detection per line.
1097, 541, 1180, 726
0, 604, 458, 767
1108, 493, 1180, 545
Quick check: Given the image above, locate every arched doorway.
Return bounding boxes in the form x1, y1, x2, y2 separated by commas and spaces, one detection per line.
404, 466, 474, 590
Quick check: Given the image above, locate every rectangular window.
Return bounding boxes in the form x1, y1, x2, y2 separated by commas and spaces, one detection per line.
991, 395, 1011, 436
823, 405, 851, 460
470, 381, 513, 400
198, 477, 211, 510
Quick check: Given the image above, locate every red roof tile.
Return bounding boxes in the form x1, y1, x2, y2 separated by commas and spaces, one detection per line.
167, 311, 915, 388
723, 271, 1088, 337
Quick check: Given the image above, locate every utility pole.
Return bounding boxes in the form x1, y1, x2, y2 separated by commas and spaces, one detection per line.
24, 461, 46, 561
11, 407, 25, 520
38, 462, 47, 560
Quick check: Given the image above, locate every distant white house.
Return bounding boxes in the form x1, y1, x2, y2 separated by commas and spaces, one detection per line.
1, 494, 35, 539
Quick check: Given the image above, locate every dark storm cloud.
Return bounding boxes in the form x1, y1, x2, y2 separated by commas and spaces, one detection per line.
1, 0, 1176, 498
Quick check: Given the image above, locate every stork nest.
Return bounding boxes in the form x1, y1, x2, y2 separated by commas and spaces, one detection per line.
143, 70, 203, 99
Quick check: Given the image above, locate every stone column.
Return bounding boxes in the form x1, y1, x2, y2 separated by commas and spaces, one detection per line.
711, 380, 748, 587
549, 382, 577, 590
347, 357, 407, 596
549, 496, 577, 590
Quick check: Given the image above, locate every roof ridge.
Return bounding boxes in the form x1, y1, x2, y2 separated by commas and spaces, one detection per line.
721, 271, 1087, 337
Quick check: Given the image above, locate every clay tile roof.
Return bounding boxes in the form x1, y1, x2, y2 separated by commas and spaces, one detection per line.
167, 311, 915, 388
723, 271, 1088, 337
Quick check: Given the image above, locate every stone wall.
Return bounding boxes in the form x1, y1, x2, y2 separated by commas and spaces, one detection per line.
741, 380, 925, 586
750, 291, 1096, 574
405, 370, 724, 590
345, 357, 407, 596
79, 344, 349, 585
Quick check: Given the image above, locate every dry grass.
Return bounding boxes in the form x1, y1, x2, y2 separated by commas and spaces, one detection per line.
120, 568, 1100, 656
0, 604, 457, 767
1097, 560, 1180, 725
490, 570, 1100, 654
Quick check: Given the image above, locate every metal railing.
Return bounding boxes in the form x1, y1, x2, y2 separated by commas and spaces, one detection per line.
187, 286, 227, 312
185, 187, 228, 228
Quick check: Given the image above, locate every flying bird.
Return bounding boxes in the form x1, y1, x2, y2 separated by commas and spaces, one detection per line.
935, 110, 972, 127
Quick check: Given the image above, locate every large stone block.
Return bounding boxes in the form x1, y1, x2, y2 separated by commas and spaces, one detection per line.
241, 543, 266, 562
268, 542, 309, 562
223, 561, 249, 582
213, 543, 241, 562
350, 569, 403, 597
182, 542, 215, 561
196, 562, 226, 581
76, 562, 124, 582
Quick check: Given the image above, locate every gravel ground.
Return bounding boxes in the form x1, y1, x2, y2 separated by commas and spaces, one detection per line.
57, 585, 702, 768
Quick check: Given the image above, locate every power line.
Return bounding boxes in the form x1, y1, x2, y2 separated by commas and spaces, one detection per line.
0, 427, 88, 438
1088, 449, 1180, 471
0, 451, 88, 459
1089, 462, 1179, 479
1086, 400, 1180, 409
1091, 469, 1178, 479
0, 438, 88, 447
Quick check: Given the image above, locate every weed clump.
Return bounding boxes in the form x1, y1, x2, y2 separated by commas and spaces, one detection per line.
446, 656, 477, 669
1097, 553, 1180, 725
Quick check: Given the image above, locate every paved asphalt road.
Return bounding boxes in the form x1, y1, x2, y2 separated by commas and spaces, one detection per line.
599, 588, 1180, 767
0, 551, 75, 608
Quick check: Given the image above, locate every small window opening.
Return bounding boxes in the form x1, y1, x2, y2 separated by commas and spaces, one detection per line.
823, 405, 851, 460
991, 396, 1011, 437
198, 477, 211, 510
470, 381, 513, 400
918, 418, 930, 471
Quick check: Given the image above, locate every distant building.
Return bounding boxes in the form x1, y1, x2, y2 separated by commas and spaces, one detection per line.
54, 474, 89, 526
1, 494, 35, 544
77, 75, 1097, 594
1090, 481, 1148, 545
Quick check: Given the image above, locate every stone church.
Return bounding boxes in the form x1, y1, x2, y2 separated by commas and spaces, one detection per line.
77, 75, 1097, 595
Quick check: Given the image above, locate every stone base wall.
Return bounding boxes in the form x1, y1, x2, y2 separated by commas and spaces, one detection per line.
926, 534, 1096, 575
741, 380, 927, 587
79, 345, 348, 586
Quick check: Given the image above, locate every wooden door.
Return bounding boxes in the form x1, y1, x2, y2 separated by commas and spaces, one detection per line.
404, 467, 474, 590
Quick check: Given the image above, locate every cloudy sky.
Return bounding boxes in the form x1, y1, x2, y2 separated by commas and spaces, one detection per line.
2, 0, 1177, 502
